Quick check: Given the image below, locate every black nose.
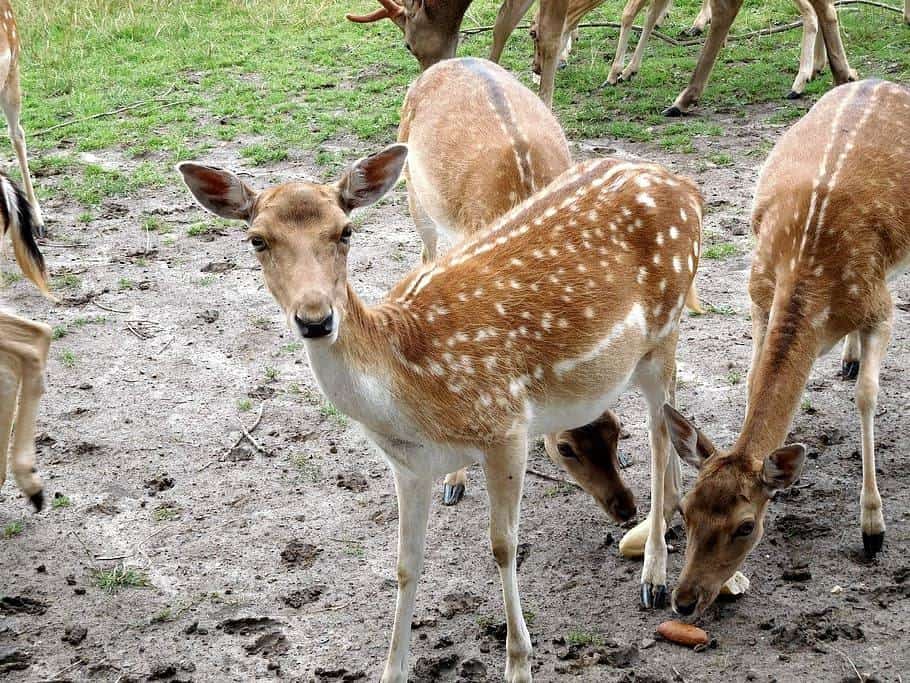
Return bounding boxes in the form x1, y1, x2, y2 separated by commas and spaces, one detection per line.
674, 596, 697, 616
296, 312, 333, 339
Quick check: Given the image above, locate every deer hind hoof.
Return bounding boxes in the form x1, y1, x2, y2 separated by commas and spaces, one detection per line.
617, 451, 632, 469
641, 583, 668, 609
29, 489, 44, 513
682, 26, 704, 37
785, 90, 803, 100
862, 531, 884, 557
841, 360, 860, 381
442, 483, 465, 506
662, 105, 685, 118
557, 59, 568, 71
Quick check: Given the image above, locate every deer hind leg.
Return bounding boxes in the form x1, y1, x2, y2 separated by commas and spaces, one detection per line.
787, 0, 820, 99
484, 435, 532, 682
812, 19, 827, 74
621, 0, 672, 82
0, 69, 44, 236
381, 466, 433, 683
442, 467, 467, 506
406, 188, 438, 265
664, 0, 744, 115
683, 0, 712, 36
855, 316, 891, 556
605, 0, 649, 85
0, 312, 51, 510
840, 331, 861, 380
632, 335, 678, 608
807, 0, 857, 84
490, 0, 536, 63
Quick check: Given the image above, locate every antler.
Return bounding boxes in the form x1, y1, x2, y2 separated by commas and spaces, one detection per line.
346, 0, 406, 29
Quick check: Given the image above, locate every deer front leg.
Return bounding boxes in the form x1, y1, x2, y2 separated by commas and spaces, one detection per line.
841, 331, 861, 380
381, 467, 433, 683
442, 467, 467, 506
856, 317, 891, 556
406, 188, 438, 265
535, 0, 570, 106
683, 0, 712, 36
747, 303, 769, 410
787, 0, 820, 99
0, 360, 19, 493
621, 0, 672, 82
807, 0, 857, 84
664, 0, 744, 116
484, 435, 532, 682
605, 0, 648, 85
490, 0, 536, 63
0, 72, 44, 236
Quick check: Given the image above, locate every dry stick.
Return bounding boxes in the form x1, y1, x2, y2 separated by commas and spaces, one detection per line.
68, 529, 99, 569
829, 645, 863, 682
199, 404, 266, 471
92, 299, 130, 314
526, 467, 582, 489
32, 86, 176, 137
239, 408, 272, 456
461, 0, 902, 45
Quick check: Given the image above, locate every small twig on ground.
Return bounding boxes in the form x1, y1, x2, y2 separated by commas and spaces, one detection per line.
305, 602, 351, 615
68, 530, 99, 569
94, 555, 129, 562
41, 659, 85, 682
125, 324, 149, 340
198, 403, 267, 471
830, 645, 863, 682
38, 241, 90, 249
32, 86, 178, 137
157, 337, 174, 356
239, 407, 272, 456
92, 299, 130, 314
526, 467, 581, 489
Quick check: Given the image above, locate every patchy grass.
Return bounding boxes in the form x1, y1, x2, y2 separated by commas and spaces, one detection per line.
52, 494, 72, 509
13, 0, 907, 204
320, 401, 348, 427
3, 521, 24, 538
93, 565, 151, 593
59, 350, 78, 368
703, 243, 740, 260
237, 398, 253, 412
566, 629, 604, 647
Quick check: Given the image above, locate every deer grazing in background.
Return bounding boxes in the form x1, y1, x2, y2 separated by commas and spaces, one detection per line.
0, 171, 53, 512
346, 0, 572, 106
664, 79, 909, 618
179, 148, 703, 680
0, 1, 45, 235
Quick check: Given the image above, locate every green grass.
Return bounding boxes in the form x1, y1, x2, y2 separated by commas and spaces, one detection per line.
237, 398, 253, 412
264, 366, 280, 381
153, 505, 179, 522
52, 494, 72, 509
727, 368, 743, 385
703, 243, 740, 260
566, 629, 603, 647
1, 271, 23, 286
12, 0, 907, 204
3, 521, 24, 538
320, 401, 348, 427
59, 350, 77, 368
93, 565, 151, 593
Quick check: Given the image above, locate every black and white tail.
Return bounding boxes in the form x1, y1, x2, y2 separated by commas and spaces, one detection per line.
0, 172, 51, 298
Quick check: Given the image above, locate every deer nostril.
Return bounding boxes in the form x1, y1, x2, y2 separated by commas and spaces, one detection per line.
295, 311, 334, 339
404, 42, 413, 54
674, 596, 697, 616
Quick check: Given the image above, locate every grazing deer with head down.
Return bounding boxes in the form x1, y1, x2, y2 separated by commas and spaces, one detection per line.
346, 0, 573, 106
664, 79, 909, 618
0, 1, 45, 235
1, 171, 52, 511
178, 148, 703, 680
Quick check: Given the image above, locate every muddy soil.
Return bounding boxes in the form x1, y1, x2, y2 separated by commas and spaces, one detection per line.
1, 99, 909, 683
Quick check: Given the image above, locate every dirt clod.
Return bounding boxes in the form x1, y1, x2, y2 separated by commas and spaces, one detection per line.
335, 472, 369, 492
144, 474, 175, 495
62, 624, 88, 646
218, 616, 283, 635
280, 539, 321, 567
282, 585, 325, 608
0, 596, 48, 615
314, 667, 367, 681
0, 648, 31, 673
244, 630, 290, 657
411, 653, 459, 682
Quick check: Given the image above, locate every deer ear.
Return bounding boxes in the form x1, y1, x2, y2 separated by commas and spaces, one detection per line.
761, 444, 806, 493
663, 404, 717, 469
337, 144, 408, 213
177, 163, 257, 221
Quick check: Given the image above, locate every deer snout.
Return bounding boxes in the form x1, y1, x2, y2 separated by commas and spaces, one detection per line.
294, 305, 335, 339
607, 489, 637, 523
671, 586, 699, 616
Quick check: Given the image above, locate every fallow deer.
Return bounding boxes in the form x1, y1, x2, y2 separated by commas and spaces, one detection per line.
178, 149, 703, 680
0, 171, 52, 511
399, 56, 572, 505
346, 0, 573, 106
664, 79, 909, 618
0, 1, 45, 235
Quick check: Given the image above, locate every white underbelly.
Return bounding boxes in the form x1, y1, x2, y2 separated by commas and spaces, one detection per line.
525, 380, 629, 436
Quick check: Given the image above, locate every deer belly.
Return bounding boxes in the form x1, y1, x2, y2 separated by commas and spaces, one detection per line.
525, 379, 630, 436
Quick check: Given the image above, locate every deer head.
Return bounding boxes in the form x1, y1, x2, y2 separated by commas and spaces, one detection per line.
664, 404, 806, 616
347, 0, 466, 71
177, 145, 408, 342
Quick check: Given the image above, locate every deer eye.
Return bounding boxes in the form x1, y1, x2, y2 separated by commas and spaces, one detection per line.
250, 236, 268, 252
557, 442, 577, 459
340, 225, 353, 245
734, 521, 755, 538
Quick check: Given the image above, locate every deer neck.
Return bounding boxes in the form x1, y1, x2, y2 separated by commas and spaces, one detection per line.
301, 283, 415, 437
429, 0, 473, 28
733, 280, 823, 464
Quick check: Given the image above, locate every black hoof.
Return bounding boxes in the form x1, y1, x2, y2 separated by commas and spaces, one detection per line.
681, 27, 704, 37
442, 483, 465, 506
617, 451, 632, 469
557, 60, 568, 71
841, 360, 860, 381
862, 531, 884, 556
662, 105, 684, 117
641, 583, 668, 609
34, 223, 47, 240
29, 490, 44, 512
785, 90, 803, 100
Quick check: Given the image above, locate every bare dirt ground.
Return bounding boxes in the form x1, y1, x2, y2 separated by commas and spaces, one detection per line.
2, 100, 909, 683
